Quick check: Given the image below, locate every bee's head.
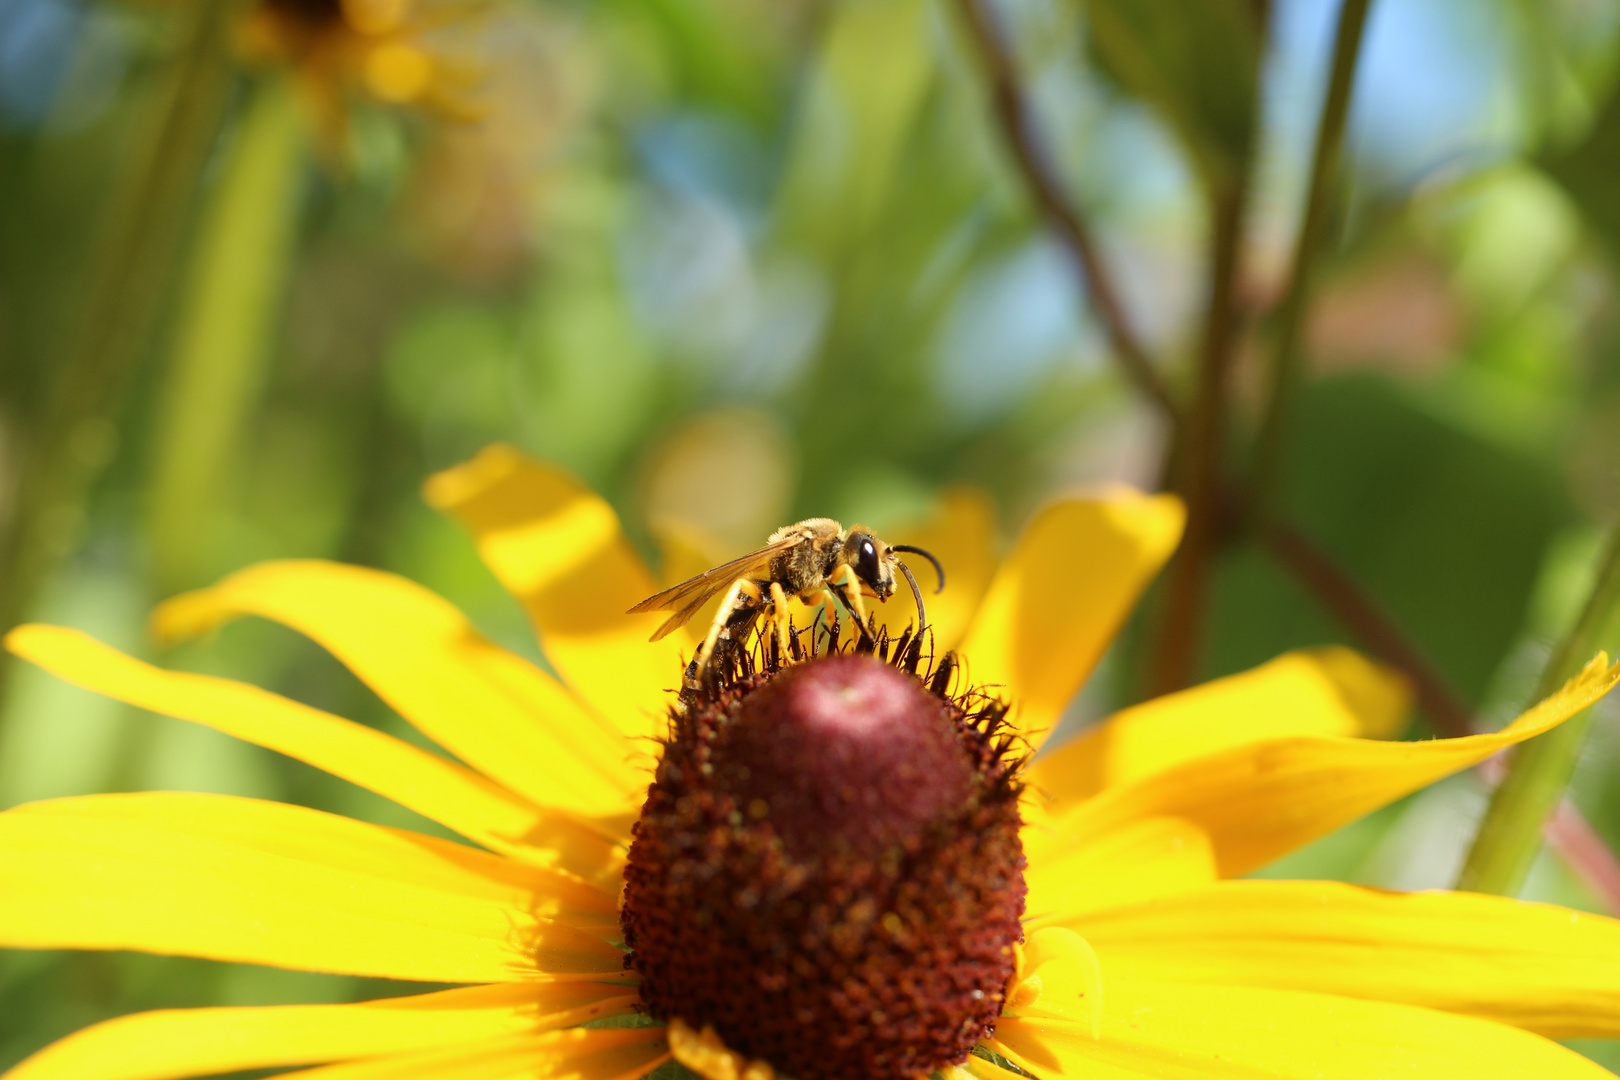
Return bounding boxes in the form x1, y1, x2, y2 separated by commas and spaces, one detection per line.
843, 529, 896, 600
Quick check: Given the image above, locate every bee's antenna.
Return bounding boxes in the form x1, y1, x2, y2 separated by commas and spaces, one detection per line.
895, 558, 928, 635
891, 545, 945, 592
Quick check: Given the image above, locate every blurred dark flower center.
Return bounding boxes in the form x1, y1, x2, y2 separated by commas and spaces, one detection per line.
266, 0, 346, 32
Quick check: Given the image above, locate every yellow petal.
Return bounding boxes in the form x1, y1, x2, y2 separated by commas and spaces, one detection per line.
0, 793, 625, 983
869, 488, 998, 652
152, 560, 643, 819
1028, 646, 1411, 806
425, 447, 686, 738
278, 1027, 669, 1080
1023, 815, 1216, 921
5, 984, 639, 1080
958, 492, 1184, 748
1067, 879, 1620, 1040
1051, 654, 1620, 877
991, 980, 1611, 1080
5, 625, 622, 880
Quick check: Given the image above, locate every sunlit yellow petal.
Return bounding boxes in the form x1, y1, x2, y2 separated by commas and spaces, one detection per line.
279, 1027, 669, 1080
1048, 654, 1620, 877
5, 625, 622, 879
152, 560, 643, 818
1023, 815, 1216, 921
1066, 879, 1620, 1040
0, 794, 625, 984
870, 489, 997, 652
991, 981, 1610, 1079
1028, 646, 1410, 806
958, 492, 1183, 748
424, 445, 683, 738
5, 984, 639, 1080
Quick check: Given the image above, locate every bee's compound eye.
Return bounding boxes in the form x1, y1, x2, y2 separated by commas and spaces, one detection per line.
856, 538, 881, 584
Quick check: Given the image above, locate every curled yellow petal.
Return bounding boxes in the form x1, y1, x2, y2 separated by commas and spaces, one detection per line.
152, 560, 643, 818
5, 984, 639, 1080
992, 980, 1612, 1079
1069, 879, 1620, 1040
1005, 927, 1105, 1039
1029, 646, 1410, 806
5, 625, 622, 879
277, 1027, 669, 1080
1053, 654, 1620, 877
424, 445, 684, 738
958, 491, 1183, 748
0, 793, 625, 984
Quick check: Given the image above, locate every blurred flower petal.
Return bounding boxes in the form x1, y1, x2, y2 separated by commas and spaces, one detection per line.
152, 560, 643, 818
424, 445, 684, 738
0, 793, 625, 983
992, 981, 1609, 1079
4, 624, 623, 877
870, 488, 998, 652
1024, 815, 1216, 922
958, 492, 1184, 748
1069, 879, 1620, 1039
4, 984, 638, 1080
277, 1027, 670, 1080
1051, 655, 1620, 877
1029, 646, 1411, 806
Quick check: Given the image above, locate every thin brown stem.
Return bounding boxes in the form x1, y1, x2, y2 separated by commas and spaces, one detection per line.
1253, 0, 1374, 520
1262, 520, 1473, 736
1147, 179, 1252, 695
952, 0, 1179, 424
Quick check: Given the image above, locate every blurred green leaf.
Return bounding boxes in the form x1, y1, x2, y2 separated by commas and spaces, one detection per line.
775, 0, 937, 254
1203, 374, 1569, 707
1542, 79, 1620, 262
146, 76, 308, 594
1077, 0, 1261, 192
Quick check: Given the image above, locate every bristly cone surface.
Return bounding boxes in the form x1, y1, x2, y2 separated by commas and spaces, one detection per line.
621, 634, 1027, 1080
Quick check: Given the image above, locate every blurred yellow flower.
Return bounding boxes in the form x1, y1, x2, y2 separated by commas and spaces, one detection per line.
3, 444, 1620, 1080
238, 0, 476, 115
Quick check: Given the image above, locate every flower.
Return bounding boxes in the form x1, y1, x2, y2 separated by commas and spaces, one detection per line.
239, 0, 474, 115
5, 442, 1620, 1080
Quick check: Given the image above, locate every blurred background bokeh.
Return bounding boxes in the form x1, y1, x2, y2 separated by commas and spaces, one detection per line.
5, 0, 1620, 1068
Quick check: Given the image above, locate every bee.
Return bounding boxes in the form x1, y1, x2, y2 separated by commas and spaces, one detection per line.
627, 518, 945, 675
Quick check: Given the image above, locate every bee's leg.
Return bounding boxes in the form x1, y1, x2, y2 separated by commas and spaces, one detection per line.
769, 582, 792, 658
825, 574, 875, 647
837, 563, 870, 627
697, 577, 764, 673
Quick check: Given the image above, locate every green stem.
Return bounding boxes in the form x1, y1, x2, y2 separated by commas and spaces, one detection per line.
0, 0, 239, 646
146, 75, 308, 595
1457, 525, 1620, 896
1251, 0, 1374, 522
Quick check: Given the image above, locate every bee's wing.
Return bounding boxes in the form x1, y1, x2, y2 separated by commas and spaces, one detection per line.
628, 540, 797, 641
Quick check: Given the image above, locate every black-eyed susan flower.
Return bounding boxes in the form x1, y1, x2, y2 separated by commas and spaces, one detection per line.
241, 0, 474, 110
5, 443, 1620, 1080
